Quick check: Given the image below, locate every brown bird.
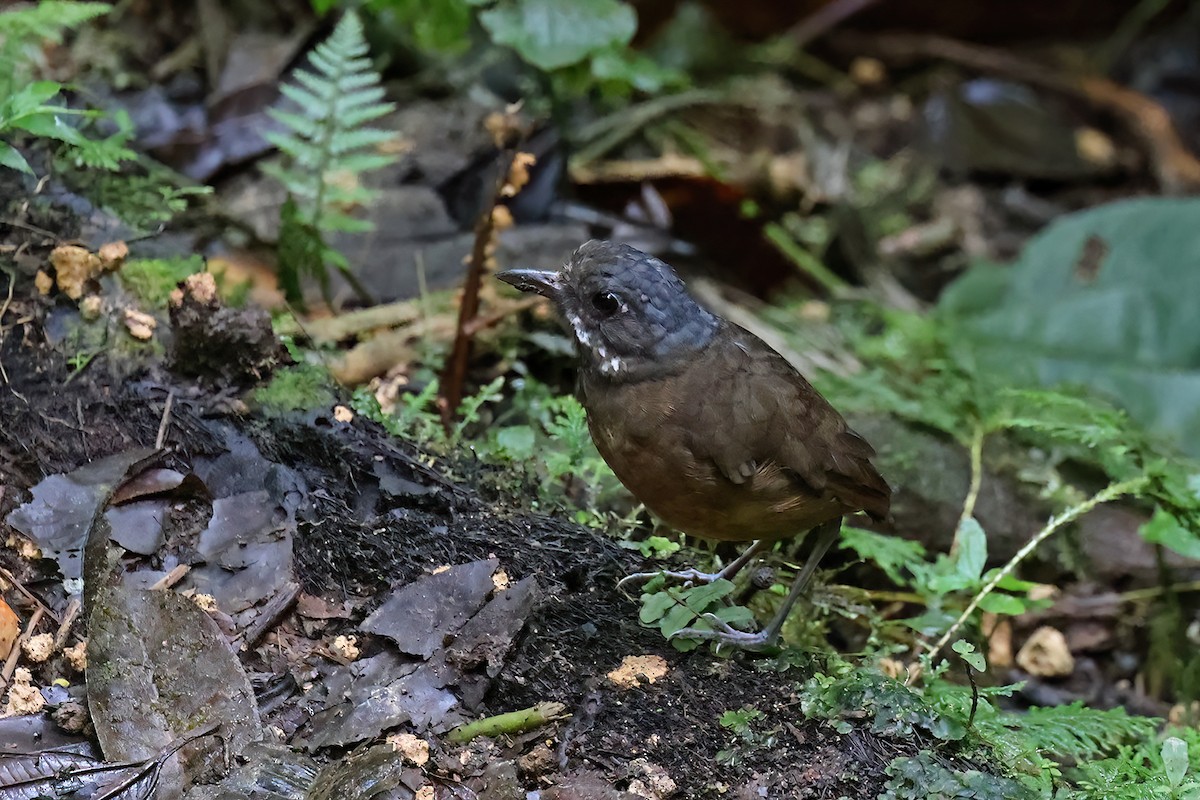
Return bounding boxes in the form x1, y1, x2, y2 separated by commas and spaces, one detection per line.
497, 240, 890, 647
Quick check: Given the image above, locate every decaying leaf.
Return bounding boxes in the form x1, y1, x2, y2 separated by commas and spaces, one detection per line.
87, 583, 261, 766
6, 449, 156, 584
0, 598, 17, 663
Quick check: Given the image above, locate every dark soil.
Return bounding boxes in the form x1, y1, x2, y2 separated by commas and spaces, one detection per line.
0, 287, 943, 798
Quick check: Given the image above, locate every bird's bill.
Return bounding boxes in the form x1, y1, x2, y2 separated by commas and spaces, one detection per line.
495, 268, 561, 299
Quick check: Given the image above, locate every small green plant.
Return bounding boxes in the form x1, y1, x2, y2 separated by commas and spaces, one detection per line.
313, 0, 685, 102
635, 576, 755, 652
975, 702, 1159, 767
842, 520, 1036, 632
803, 669, 968, 742
352, 377, 634, 526
1069, 731, 1200, 799
715, 706, 774, 766
0, 2, 135, 176
262, 11, 396, 305
815, 307, 1200, 651
621, 534, 681, 559
69, 173, 212, 230
66, 348, 100, 376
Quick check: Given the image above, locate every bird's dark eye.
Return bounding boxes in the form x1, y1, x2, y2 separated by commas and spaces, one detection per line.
591, 291, 621, 316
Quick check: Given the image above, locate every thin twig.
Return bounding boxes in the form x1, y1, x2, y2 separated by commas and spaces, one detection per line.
149, 564, 191, 590
0, 266, 14, 325
789, 0, 884, 48
52, 596, 81, 650
0, 217, 59, 240
965, 663, 979, 727
1118, 580, 1200, 604
835, 31, 1200, 192
0, 267, 16, 385
927, 476, 1150, 663
438, 153, 512, 430
1099, 0, 1173, 71
461, 295, 543, 338
571, 89, 726, 169
273, 298, 422, 341
155, 390, 175, 450
0, 566, 60, 626
238, 581, 300, 647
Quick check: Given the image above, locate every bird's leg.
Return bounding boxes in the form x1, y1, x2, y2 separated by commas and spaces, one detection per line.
670, 517, 842, 650
617, 538, 769, 593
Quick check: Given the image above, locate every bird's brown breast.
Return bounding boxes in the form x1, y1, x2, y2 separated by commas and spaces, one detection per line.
579, 323, 890, 543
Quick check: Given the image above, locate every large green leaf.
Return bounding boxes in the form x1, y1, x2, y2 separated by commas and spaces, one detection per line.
479, 0, 637, 71
940, 197, 1200, 455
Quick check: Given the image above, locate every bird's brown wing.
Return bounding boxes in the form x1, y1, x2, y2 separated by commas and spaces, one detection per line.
682, 323, 891, 520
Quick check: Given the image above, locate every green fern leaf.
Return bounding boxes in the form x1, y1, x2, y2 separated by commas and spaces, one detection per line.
0, 1, 110, 40
265, 10, 396, 229
977, 702, 1159, 763
0, 2, 110, 97
263, 10, 397, 305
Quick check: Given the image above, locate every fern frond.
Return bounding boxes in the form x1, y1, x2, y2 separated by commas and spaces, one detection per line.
265, 10, 396, 234
263, 10, 396, 305
977, 702, 1160, 763
995, 388, 1139, 470
0, 1, 110, 41
0, 2, 110, 95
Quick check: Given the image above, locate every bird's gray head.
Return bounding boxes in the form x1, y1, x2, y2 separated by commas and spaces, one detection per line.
497, 240, 718, 379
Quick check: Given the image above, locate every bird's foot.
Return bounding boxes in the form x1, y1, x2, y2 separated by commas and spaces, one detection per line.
617, 568, 724, 593
668, 613, 778, 651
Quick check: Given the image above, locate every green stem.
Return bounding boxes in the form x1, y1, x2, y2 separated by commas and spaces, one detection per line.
445, 702, 568, 744
763, 223, 847, 294
927, 475, 1150, 663
951, 422, 986, 555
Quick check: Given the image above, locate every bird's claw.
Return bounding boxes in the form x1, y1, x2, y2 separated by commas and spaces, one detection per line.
616, 568, 723, 593
668, 613, 776, 650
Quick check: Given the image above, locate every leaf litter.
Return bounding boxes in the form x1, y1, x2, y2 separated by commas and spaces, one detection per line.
0, 333, 917, 797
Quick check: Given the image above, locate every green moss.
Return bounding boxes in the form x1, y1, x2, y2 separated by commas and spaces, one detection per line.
119, 256, 205, 307
250, 364, 337, 415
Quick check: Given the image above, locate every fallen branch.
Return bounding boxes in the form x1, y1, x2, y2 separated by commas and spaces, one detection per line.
328, 317, 455, 385
274, 298, 423, 343
834, 31, 1200, 193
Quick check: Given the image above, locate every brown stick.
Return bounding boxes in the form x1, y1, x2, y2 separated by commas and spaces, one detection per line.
461, 295, 544, 338
238, 582, 301, 648
0, 566, 59, 626
790, 0, 885, 48
273, 298, 423, 342
438, 155, 512, 431
52, 596, 81, 650
149, 564, 192, 591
